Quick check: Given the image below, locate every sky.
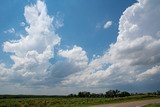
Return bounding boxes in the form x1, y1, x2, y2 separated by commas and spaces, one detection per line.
0, 0, 160, 95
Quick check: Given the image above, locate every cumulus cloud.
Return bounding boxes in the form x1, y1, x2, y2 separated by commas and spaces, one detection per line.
58, 45, 88, 69
61, 0, 160, 90
1, 0, 160, 93
44, 61, 81, 87
137, 65, 160, 81
0, 64, 10, 81
1, 0, 61, 87
42, 45, 89, 87
104, 21, 112, 29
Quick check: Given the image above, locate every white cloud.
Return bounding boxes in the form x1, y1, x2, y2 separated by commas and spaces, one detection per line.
1, 0, 160, 93
0, 64, 10, 81
58, 45, 88, 69
4, 28, 15, 34
1, 0, 61, 87
61, 0, 160, 90
137, 65, 160, 81
4, 0, 61, 57
104, 21, 112, 29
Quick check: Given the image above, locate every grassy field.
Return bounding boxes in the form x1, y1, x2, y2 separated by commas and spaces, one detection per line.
0, 95, 159, 107
143, 103, 160, 107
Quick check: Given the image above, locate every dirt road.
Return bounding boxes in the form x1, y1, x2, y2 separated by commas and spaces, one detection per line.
92, 99, 160, 107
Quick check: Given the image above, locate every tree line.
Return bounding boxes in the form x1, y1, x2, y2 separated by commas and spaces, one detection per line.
68, 90, 160, 98
0, 90, 159, 99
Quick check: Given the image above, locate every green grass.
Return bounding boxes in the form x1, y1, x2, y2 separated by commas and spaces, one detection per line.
143, 103, 160, 107
0, 95, 159, 107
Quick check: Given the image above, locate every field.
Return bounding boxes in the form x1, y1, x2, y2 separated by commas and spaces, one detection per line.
0, 95, 159, 107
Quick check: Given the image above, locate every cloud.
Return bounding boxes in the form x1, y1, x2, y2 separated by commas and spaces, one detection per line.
58, 45, 88, 69
44, 61, 81, 87
4, 28, 15, 34
61, 0, 160, 90
1, 0, 61, 87
4, 0, 61, 58
42, 45, 89, 87
0, 64, 10, 81
137, 65, 160, 81
103, 21, 112, 29
1, 0, 160, 93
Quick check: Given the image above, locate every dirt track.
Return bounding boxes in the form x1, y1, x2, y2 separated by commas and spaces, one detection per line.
92, 99, 160, 107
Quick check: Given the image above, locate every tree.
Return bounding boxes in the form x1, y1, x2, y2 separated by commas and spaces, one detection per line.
78, 91, 91, 97
68, 94, 77, 97
105, 90, 115, 98
157, 90, 160, 95
119, 91, 130, 97
115, 89, 120, 97
105, 90, 120, 98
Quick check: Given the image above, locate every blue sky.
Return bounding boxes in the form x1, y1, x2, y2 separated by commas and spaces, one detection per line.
0, 0, 136, 65
0, 0, 160, 95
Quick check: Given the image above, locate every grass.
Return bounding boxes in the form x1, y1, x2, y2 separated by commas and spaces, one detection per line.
143, 103, 160, 107
0, 95, 159, 107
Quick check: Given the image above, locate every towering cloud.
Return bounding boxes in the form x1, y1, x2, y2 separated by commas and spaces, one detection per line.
61, 0, 160, 90
1, 0, 61, 86
0, 0, 160, 93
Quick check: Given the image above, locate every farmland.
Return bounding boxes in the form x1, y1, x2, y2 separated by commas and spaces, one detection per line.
0, 95, 159, 107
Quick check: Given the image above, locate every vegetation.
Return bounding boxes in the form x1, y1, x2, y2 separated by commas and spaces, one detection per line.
68, 90, 160, 98
0, 90, 159, 107
143, 103, 160, 107
0, 95, 159, 107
